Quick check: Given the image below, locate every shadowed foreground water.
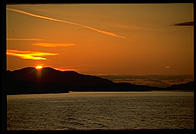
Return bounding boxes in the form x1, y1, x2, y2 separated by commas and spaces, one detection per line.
7, 91, 194, 130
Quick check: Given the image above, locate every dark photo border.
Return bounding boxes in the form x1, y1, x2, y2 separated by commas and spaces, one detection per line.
1, 0, 195, 133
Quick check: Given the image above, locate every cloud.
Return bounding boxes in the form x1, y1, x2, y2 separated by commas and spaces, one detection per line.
33, 42, 76, 47
7, 8, 125, 39
53, 67, 78, 72
7, 49, 57, 60
165, 66, 171, 69
7, 38, 43, 41
174, 21, 194, 26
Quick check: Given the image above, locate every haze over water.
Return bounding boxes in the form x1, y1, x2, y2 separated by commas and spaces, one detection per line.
7, 91, 194, 130
99, 74, 194, 88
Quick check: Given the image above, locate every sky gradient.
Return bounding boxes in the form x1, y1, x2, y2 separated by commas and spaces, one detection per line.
6, 4, 194, 75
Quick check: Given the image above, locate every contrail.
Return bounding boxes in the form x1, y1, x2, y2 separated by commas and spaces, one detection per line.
7, 8, 126, 39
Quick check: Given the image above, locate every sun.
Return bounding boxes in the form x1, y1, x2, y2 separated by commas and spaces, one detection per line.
35, 65, 43, 70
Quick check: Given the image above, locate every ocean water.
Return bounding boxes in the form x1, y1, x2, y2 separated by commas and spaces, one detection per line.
7, 91, 194, 130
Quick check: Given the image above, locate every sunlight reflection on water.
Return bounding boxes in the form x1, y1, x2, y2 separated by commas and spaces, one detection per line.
7, 91, 194, 130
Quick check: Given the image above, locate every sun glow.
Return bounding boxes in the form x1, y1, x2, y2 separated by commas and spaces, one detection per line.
35, 65, 43, 70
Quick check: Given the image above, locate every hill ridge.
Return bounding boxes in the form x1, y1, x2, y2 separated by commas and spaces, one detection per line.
5, 67, 194, 94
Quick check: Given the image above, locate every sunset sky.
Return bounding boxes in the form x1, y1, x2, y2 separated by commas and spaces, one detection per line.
6, 4, 194, 75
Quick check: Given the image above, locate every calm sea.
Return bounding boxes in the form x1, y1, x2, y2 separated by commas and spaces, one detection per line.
7, 91, 194, 130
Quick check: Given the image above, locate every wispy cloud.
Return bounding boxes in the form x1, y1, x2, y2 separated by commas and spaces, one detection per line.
7, 49, 57, 60
53, 67, 78, 72
165, 66, 171, 69
7, 38, 43, 41
7, 8, 125, 39
33, 42, 76, 47
174, 21, 194, 26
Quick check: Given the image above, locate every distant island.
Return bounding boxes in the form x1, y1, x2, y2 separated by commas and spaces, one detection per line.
5, 67, 194, 95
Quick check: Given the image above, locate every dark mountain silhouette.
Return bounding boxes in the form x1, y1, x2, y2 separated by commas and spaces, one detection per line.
5, 67, 194, 94
168, 81, 194, 91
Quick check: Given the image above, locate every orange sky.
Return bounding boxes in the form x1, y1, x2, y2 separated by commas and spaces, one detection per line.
6, 4, 194, 75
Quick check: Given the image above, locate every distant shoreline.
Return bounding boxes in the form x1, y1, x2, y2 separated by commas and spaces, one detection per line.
6, 89, 194, 95
6, 67, 194, 95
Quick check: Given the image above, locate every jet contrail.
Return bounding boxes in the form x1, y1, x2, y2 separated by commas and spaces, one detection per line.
7, 8, 126, 39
